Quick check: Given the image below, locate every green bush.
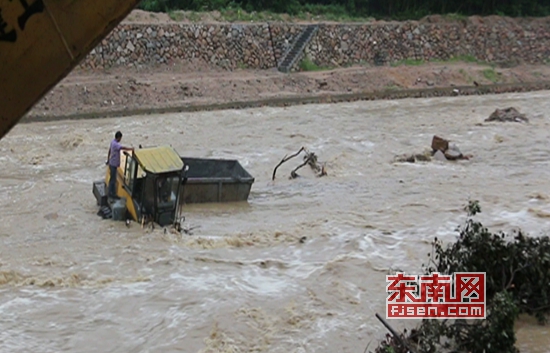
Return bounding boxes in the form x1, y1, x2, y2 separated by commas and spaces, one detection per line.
424, 200, 550, 325
375, 200, 550, 353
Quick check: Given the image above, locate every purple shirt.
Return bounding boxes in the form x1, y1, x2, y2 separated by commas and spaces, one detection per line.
109, 139, 122, 167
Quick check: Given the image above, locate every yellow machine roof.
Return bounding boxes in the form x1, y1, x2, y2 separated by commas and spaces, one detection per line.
134, 146, 184, 174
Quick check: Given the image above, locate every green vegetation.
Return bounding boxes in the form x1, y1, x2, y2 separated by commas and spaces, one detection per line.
441, 12, 469, 21
389, 55, 489, 67
384, 84, 401, 91
139, 0, 550, 22
391, 58, 425, 67
442, 54, 481, 64
168, 10, 184, 20
218, 8, 285, 21
374, 200, 550, 353
483, 68, 500, 82
298, 56, 331, 71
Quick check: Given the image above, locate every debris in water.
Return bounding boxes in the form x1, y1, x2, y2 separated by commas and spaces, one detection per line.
431, 135, 448, 153
485, 107, 529, 123
272, 146, 327, 180
393, 151, 432, 163
430, 135, 471, 161
444, 143, 464, 160
393, 135, 472, 164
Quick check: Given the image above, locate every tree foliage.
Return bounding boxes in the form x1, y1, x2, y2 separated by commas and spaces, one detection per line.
138, 0, 550, 19
424, 200, 550, 325
375, 201, 550, 353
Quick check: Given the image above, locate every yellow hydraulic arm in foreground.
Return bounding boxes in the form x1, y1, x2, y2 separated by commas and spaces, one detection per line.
0, 0, 141, 141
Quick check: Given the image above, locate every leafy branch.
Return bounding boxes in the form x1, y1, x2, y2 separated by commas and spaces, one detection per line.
373, 200, 550, 353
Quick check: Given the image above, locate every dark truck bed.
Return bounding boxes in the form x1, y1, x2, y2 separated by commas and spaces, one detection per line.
180, 157, 255, 204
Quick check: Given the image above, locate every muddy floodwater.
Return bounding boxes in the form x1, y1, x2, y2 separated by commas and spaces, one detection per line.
2, 91, 550, 353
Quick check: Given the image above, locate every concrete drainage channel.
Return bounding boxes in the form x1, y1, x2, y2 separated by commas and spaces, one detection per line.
22, 81, 550, 123
277, 25, 319, 73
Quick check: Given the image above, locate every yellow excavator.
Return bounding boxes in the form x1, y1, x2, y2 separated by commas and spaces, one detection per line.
0, 0, 141, 141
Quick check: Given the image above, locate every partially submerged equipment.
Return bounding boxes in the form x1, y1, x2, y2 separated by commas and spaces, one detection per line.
93, 145, 189, 228
180, 157, 254, 204
93, 146, 256, 228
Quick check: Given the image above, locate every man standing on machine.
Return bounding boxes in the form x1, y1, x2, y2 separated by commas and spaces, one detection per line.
106, 131, 134, 199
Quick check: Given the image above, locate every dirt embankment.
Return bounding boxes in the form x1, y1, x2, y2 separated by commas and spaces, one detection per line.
25, 59, 550, 121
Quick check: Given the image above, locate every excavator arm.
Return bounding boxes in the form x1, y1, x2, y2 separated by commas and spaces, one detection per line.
0, 0, 141, 140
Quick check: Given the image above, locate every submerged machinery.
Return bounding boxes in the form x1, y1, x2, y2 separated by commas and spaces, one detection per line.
93, 145, 255, 228
93, 145, 188, 228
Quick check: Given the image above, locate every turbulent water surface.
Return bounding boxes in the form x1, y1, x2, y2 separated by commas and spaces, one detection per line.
1, 91, 550, 352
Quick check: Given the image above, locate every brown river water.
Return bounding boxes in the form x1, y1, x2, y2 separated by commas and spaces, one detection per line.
1, 91, 550, 353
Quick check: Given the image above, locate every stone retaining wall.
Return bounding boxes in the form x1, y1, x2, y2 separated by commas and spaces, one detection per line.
86, 24, 276, 70
80, 17, 550, 71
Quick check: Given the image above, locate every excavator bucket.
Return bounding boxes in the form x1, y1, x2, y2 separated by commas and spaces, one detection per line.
0, 0, 142, 141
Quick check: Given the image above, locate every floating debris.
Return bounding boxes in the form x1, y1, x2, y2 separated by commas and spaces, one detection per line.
431, 135, 471, 161
393, 135, 472, 163
485, 107, 529, 123
272, 146, 327, 180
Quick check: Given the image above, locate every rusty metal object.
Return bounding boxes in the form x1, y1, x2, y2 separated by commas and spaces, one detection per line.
431, 135, 449, 152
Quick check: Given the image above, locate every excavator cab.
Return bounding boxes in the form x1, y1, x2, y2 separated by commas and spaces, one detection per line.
94, 145, 188, 228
